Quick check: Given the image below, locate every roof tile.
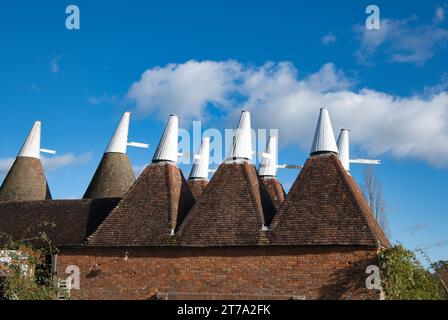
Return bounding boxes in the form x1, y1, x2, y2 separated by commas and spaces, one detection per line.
269, 153, 390, 248
178, 161, 275, 246
87, 162, 194, 246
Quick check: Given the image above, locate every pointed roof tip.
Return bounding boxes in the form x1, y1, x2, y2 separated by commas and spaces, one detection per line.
105, 112, 131, 154
18, 121, 42, 159
337, 128, 350, 172
189, 137, 211, 180
310, 107, 339, 156
152, 114, 179, 163
227, 110, 253, 161
259, 135, 278, 177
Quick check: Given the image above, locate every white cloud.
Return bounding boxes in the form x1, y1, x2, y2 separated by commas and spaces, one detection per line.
434, 5, 446, 23
354, 15, 448, 65
50, 54, 63, 74
42, 152, 93, 171
0, 153, 92, 179
127, 60, 242, 120
88, 94, 118, 105
127, 60, 448, 167
321, 32, 336, 45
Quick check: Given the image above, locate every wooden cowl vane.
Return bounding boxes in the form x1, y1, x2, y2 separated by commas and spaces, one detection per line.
83, 112, 148, 199
188, 137, 210, 199
0, 121, 52, 201
258, 136, 286, 211
310, 107, 339, 156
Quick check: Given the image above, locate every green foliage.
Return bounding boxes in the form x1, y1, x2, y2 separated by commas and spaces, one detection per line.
379, 244, 447, 300
0, 230, 60, 300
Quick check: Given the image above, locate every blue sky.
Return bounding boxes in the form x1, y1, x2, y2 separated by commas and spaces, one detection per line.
0, 1, 447, 263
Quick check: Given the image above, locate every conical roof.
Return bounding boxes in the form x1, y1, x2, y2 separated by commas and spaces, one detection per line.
87, 115, 193, 245
177, 161, 275, 246
310, 108, 338, 155
259, 176, 285, 212
83, 153, 135, 199
83, 112, 136, 199
87, 161, 194, 246
188, 179, 209, 200
0, 121, 51, 201
178, 111, 276, 246
269, 153, 390, 248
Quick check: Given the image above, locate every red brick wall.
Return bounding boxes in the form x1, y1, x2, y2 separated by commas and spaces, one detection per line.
55, 246, 381, 300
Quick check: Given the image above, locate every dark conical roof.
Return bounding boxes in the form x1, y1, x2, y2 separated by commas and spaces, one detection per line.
259, 176, 285, 212
87, 161, 194, 246
177, 161, 276, 246
83, 153, 135, 199
0, 157, 51, 202
269, 153, 390, 248
187, 178, 208, 200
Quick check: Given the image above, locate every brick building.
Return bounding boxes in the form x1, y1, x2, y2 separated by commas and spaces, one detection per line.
0, 109, 390, 300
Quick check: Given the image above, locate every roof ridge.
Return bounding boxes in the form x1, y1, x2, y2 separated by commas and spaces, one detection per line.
165, 162, 177, 232
176, 164, 226, 235
242, 163, 265, 228
269, 156, 312, 230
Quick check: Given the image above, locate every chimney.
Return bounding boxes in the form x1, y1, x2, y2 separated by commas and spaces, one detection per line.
227, 111, 252, 162
83, 112, 141, 199
0, 121, 52, 201
152, 115, 179, 163
259, 135, 278, 177
310, 108, 339, 155
189, 137, 210, 180
337, 129, 350, 171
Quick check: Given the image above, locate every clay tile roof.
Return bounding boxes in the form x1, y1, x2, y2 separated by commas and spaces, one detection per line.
177, 161, 276, 246
259, 176, 286, 212
0, 198, 119, 247
83, 153, 135, 199
0, 157, 51, 202
269, 153, 391, 248
188, 179, 209, 200
87, 161, 194, 246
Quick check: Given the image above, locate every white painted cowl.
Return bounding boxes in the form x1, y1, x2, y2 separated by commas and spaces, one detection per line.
310, 108, 339, 155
